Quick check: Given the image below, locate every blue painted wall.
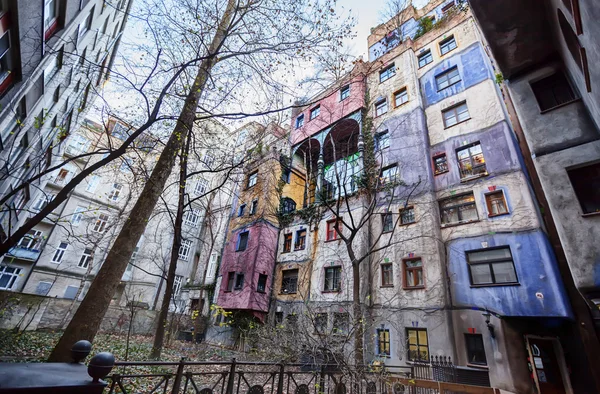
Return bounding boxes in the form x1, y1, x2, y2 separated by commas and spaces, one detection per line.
421, 43, 492, 107
430, 121, 522, 190
447, 230, 572, 318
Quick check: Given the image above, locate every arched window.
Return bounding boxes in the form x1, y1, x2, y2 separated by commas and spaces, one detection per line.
558, 9, 582, 70
281, 197, 296, 214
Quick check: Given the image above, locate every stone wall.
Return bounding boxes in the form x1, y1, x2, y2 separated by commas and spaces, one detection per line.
0, 290, 158, 335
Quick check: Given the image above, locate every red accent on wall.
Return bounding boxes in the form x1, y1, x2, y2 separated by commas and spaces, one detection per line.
468, 327, 476, 334
45, 19, 59, 41
0, 11, 10, 35
0, 73, 14, 96
488, 186, 497, 192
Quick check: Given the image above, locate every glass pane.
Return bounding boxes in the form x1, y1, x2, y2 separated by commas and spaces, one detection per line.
0, 275, 10, 288
407, 270, 414, 285
442, 207, 459, 224
417, 270, 423, 286
443, 110, 457, 126
468, 248, 512, 262
408, 330, 417, 344
470, 264, 493, 284
419, 346, 429, 360
405, 259, 422, 268
457, 105, 470, 121
418, 330, 428, 345
459, 204, 478, 221
492, 262, 517, 283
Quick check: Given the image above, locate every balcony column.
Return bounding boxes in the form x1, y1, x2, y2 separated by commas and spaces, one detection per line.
315, 152, 324, 203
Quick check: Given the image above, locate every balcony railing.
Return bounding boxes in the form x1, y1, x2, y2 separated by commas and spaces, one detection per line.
7, 246, 41, 261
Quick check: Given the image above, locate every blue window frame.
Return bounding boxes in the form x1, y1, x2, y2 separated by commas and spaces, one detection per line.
236, 231, 249, 251
340, 85, 350, 101
379, 64, 396, 83
296, 114, 304, 128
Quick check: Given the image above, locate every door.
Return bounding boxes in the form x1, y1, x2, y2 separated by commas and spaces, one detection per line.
527, 337, 569, 394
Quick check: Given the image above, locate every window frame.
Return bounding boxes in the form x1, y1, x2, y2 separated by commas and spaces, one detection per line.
250, 199, 258, 215
294, 229, 307, 251
399, 206, 416, 225
52, 241, 69, 263
379, 63, 396, 83
380, 164, 398, 186
234, 273, 245, 290
178, 239, 193, 261
326, 219, 341, 241
324, 266, 342, 292
0, 265, 22, 290
309, 105, 320, 120
567, 161, 600, 215
436, 67, 461, 91
403, 258, 424, 289
257, 274, 268, 293
377, 328, 391, 356
406, 327, 430, 362
237, 231, 249, 252
78, 248, 94, 269
247, 171, 258, 188
226, 272, 235, 292
485, 190, 509, 217
107, 183, 123, 202
375, 99, 388, 117
340, 85, 350, 101
281, 269, 299, 294
456, 141, 487, 180
439, 35, 457, 56
418, 50, 433, 68
381, 263, 393, 287
295, 114, 304, 129
374, 130, 390, 151
93, 213, 109, 233
466, 246, 519, 286
393, 87, 408, 107
70, 206, 86, 226
439, 192, 479, 226
530, 72, 579, 113
382, 213, 394, 233
433, 153, 448, 175
238, 203, 246, 217
442, 101, 470, 128
465, 333, 488, 366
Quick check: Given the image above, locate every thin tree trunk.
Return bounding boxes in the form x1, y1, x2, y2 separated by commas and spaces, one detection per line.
47, 0, 237, 362
149, 134, 190, 360
352, 261, 363, 368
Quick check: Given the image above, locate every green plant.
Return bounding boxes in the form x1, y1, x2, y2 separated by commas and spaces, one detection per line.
413, 16, 436, 40
495, 72, 504, 85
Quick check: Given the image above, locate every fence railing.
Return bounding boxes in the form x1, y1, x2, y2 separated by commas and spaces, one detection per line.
105, 358, 492, 394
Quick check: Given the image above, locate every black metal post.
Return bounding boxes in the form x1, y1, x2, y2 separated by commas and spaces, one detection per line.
171, 357, 186, 394
319, 365, 325, 394
225, 358, 237, 394
276, 363, 285, 394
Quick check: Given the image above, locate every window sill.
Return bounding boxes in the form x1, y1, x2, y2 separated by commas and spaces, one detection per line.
418, 62, 432, 69
377, 354, 391, 358
322, 290, 340, 294
434, 170, 449, 176
325, 238, 341, 243
398, 221, 416, 227
469, 282, 520, 288
382, 230, 393, 234
380, 285, 394, 288
441, 219, 480, 228
403, 285, 425, 290
375, 112, 388, 118
256, 290, 266, 294
466, 363, 489, 369
394, 101, 409, 109
293, 247, 306, 251
281, 250, 291, 254
443, 117, 471, 129
279, 292, 297, 295
488, 212, 509, 218
581, 211, 600, 218
440, 46, 458, 57
539, 98, 581, 114
459, 172, 488, 183
437, 79, 461, 93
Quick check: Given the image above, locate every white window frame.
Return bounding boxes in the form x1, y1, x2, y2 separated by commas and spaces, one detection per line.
173, 275, 183, 296
184, 208, 200, 227
65, 134, 90, 156
207, 253, 219, 279
78, 11, 92, 38
78, 248, 94, 269
52, 242, 69, 263
85, 174, 101, 193
44, 0, 59, 32
178, 239, 192, 261
0, 265, 22, 290
194, 178, 208, 195
108, 183, 123, 202
71, 206, 86, 226
203, 153, 215, 168
93, 213, 109, 233
17, 230, 43, 250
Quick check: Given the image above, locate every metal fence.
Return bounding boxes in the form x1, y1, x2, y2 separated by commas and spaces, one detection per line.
106, 357, 490, 394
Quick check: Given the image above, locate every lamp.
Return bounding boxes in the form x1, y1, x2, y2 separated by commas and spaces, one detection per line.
482, 311, 495, 338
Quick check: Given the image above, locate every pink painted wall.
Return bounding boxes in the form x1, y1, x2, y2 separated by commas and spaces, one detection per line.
217, 221, 278, 313
290, 76, 366, 145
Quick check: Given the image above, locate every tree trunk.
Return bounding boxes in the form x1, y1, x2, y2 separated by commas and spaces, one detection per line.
47, 0, 237, 362
352, 262, 363, 368
149, 134, 190, 360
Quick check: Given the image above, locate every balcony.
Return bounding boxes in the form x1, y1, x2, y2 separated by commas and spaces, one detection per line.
7, 246, 41, 261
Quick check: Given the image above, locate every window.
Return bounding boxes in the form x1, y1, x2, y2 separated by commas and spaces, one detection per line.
0, 30, 11, 84
281, 197, 296, 214
377, 329, 391, 356
281, 269, 298, 293
282, 233, 292, 253
375, 99, 388, 117
234, 273, 245, 290
440, 193, 478, 225
119, 157, 133, 173
333, 312, 349, 335
296, 114, 304, 129
93, 213, 109, 233
257, 274, 267, 293
403, 258, 424, 289
44, 55, 60, 85
456, 142, 486, 179
44, 0, 59, 38
107, 183, 123, 202
443, 101, 470, 128
374, 131, 390, 151
55, 168, 70, 185
80, 83, 91, 110
485, 191, 508, 216
178, 239, 193, 261
65, 134, 90, 155
52, 242, 69, 263
32, 194, 53, 212
206, 253, 219, 279
203, 153, 215, 168
466, 247, 517, 285
315, 313, 328, 333
78, 10, 93, 38
63, 285, 78, 300
282, 168, 291, 183
406, 328, 429, 361
184, 208, 201, 227
382, 213, 393, 233
35, 281, 52, 296
394, 88, 408, 107
173, 275, 183, 296
379, 64, 396, 83
18, 230, 43, 250
558, 10, 583, 71
436, 67, 461, 91
418, 50, 433, 68
247, 171, 258, 188
433, 154, 448, 175
294, 229, 307, 250
439, 35, 457, 55
71, 206, 86, 226
85, 175, 100, 193
324, 266, 342, 292
380, 164, 398, 185
53, 86, 60, 103
530, 72, 577, 112
237, 231, 249, 251
340, 85, 350, 101
381, 263, 393, 286
309, 105, 320, 120
238, 204, 246, 217
226, 272, 235, 291
326, 219, 341, 241
78, 248, 93, 269
194, 178, 208, 195
0, 265, 21, 290
250, 200, 258, 215
465, 334, 487, 365
442, 1, 456, 13
568, 162, 600, 214
275, 312, 284, 324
